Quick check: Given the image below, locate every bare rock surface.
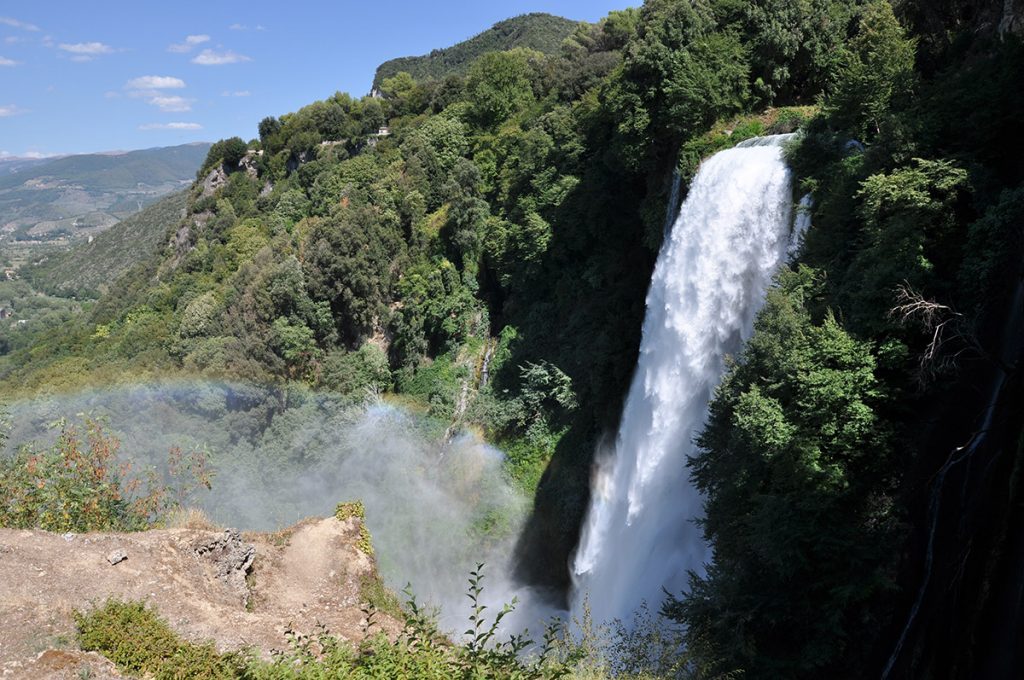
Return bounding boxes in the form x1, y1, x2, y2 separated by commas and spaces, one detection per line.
193, 529, 256, 604
0, 517, 396, 679
200, 166, 227, 198
105, 549, 127, 565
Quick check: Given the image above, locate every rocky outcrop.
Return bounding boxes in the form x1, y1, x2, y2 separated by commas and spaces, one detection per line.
238, 151, 261, 180
0, 517, 398, 677
200, 166, 227, 198
192, 529, 256, 606
1000, 0, 1024, 35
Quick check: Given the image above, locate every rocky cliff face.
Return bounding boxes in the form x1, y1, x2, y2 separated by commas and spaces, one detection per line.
1000, 0, 1024, 35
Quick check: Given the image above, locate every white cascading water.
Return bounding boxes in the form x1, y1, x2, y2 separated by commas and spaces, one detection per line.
570, 134, 800, 626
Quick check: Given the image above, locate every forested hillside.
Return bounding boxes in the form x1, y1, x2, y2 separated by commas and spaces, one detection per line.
22, 191, 188, 298
2, 1, 1022, 677
372, 13, 581, 87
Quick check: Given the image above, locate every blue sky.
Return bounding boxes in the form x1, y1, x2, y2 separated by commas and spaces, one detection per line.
0, 1, 636, 158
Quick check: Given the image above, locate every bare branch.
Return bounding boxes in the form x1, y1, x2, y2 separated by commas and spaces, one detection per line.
889, 282, 959, 330
889, 282, 970, 386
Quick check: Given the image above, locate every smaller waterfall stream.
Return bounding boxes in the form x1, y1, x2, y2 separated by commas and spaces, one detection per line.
570, 134, 800, 626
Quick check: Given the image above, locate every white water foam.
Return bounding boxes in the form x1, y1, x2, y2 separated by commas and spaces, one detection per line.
570, 135, 799, 626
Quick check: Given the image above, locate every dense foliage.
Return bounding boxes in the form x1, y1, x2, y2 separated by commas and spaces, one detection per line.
673, 1, 1024, 677
3, 1, 1022, 676
373, 13, 581, 88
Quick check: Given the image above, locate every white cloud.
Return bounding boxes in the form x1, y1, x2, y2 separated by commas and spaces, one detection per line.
126, 75, 185, 90
221, 90, 251, 97
149, 95, 192, 112
0, 17, 40, 32
0, 104, 26, 117
229, 23, 265, 31
0, 150, 55, 159
139, 122, 202, 130
191, 48, 250, 65
59, 42, 114, 54
58, 42, 114, 60
168, 34, 210, 53
0, 150, 56, 159
0, 56, 17, 66
124, 76, 192, 111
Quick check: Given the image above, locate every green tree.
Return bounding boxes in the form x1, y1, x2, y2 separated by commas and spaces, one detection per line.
258, 116, 281, 143
270, 316, 318, 375
442, 159, 491, 275
465, 49, 541, 128
608, 0, 749, 167
841, 158, 970, 334
380, 71, 428, 118
827, 0, 916, 140
199, 136, 249, 177
713, 0, 859, 104
320, 343, 393, 396
673, 267, 896, 677
303, 206, 405, 346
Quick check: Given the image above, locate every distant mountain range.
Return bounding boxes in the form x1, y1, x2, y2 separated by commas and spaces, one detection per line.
0, 142, 210, 248
373, 13, 579, 87
0, 156, 55, 176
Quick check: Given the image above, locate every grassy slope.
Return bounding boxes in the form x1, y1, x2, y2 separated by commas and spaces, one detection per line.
22, 191, 187, 298
372, 13, 579, 87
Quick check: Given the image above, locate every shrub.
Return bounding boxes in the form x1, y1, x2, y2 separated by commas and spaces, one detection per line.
335, 500, 374, 556
358, 572, 404, 619
0, 417, 212, 533
74, 565, 573, 679
74, 599, 244, 679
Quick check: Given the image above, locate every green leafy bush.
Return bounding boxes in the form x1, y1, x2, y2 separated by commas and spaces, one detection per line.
676, 266, 895, 676
75, 600, 244, 679
0, 417, 211, 532
74, 565, 573, 680
335, 500, 374, 556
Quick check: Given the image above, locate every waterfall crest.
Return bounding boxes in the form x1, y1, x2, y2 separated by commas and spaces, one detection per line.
570, 135, 798, 625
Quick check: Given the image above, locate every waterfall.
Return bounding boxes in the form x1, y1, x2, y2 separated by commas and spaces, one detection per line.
663, 166, 683, 241
790, 193, 812, 259
570, 134, 799, 626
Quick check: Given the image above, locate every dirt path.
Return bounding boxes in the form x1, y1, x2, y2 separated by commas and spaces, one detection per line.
0, 516, 398, 678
